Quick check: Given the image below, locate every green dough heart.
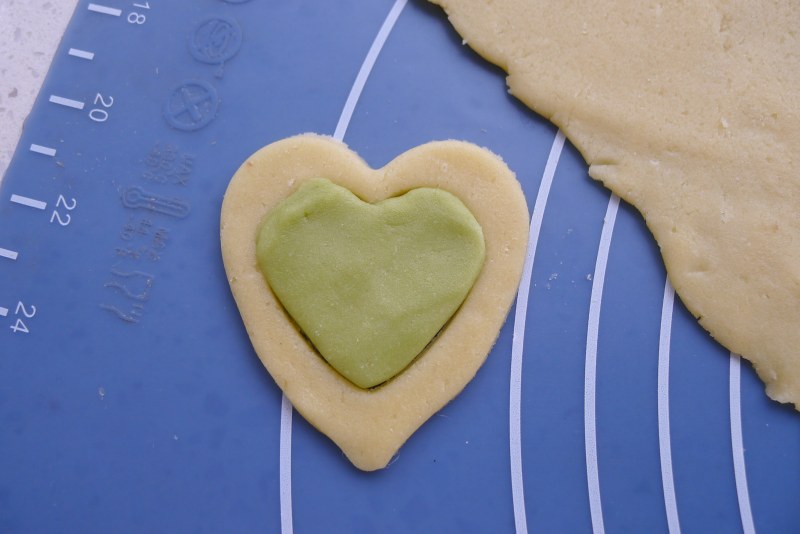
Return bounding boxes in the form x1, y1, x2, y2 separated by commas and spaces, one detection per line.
256, 178, 485, 389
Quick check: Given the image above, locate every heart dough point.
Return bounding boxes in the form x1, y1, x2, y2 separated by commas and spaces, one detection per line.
256, 178, 486, 389
221, 134, 529, 470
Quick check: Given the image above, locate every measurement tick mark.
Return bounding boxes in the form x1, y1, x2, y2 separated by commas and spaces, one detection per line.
49, 95, 85, 110
10, 195, 47, 210
0, 307, 7, 317
0, 248, 19, 261
68, 48, 95, 60
29, 144, 56, 157
87, 3, 122, 16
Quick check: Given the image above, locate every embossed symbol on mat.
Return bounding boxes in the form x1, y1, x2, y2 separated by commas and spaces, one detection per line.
100, 269, 154, 324
163, 81, 218, 131
121, 186, 191, 218
189, 16, 242, 66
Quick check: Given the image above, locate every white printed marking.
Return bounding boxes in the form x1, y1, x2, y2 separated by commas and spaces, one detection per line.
509, 129, 565, 534
0, 307, 8, 317
584, 193, 619, 534
10, 194, 47, 210
0, 248, 19, 261
279, 394, 294, 534
730, 353, 756, 534
29, 144, 56, 157
333, 0, 408, 141
49, 95, 85, 110
278, 3, 408, 533
68, 48, 95, 60
87, 3, 122, 16
657, 280, 681, 534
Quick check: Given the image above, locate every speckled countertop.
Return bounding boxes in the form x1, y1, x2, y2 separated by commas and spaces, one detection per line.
0, 0, 78, 182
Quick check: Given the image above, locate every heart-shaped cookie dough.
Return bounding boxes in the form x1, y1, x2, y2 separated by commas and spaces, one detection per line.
221, 134, 529, 470
256, 178, 486, 389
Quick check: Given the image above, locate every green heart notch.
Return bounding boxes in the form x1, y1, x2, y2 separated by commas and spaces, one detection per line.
256, 178, 486, 389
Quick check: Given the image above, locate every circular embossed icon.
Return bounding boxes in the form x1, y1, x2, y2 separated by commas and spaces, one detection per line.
189, 16, 242, 65
163, 81, 219, 131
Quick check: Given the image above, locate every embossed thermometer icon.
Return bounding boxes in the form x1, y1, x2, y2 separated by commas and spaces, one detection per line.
120, 186, 191, 218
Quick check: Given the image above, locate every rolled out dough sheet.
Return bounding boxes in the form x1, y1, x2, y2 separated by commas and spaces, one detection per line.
430, 0, 800, 408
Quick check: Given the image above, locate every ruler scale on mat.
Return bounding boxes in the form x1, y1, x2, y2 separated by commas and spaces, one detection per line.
0, 1, 797, 532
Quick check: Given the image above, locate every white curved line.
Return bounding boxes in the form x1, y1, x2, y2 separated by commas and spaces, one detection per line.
279, 394, 294, 534
279, 3, 408, 533
509, 130, 565, 534
657, 280, 681, 534
333, 0, 408, 141
730, 353, 756, 534
584, 193, 620, 534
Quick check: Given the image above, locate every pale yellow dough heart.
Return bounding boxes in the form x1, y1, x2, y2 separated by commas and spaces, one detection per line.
220, 134, 529, 470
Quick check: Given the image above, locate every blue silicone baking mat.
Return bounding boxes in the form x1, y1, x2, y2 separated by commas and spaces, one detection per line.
1, 0, 798, 532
